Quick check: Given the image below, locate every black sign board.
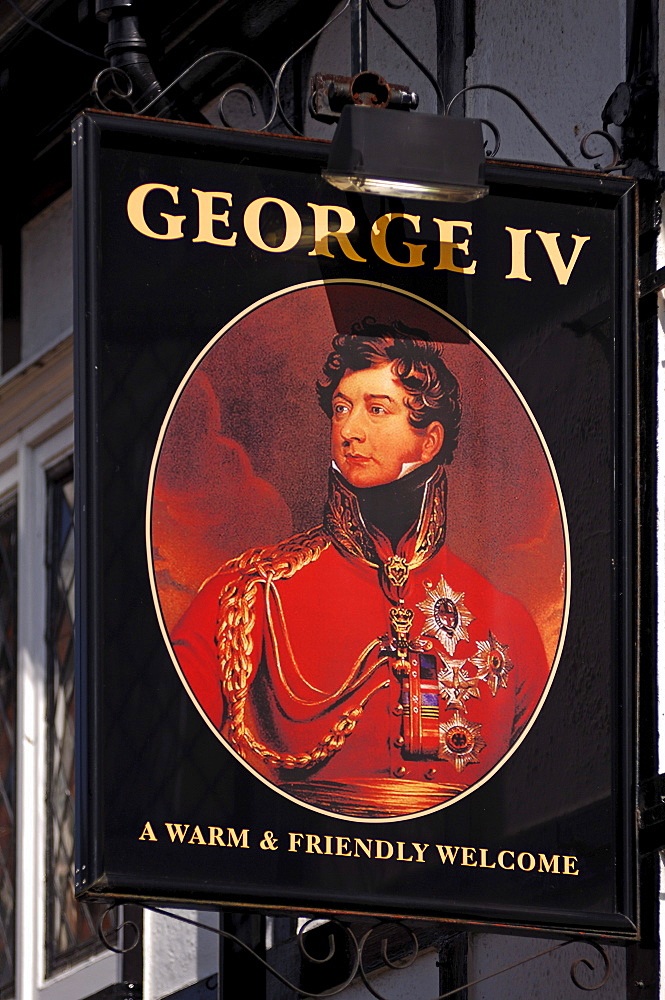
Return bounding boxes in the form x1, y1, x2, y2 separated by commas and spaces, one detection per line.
74, 110, 640, 937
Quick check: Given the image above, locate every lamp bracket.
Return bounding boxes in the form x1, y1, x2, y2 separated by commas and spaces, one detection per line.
311, 70, 418, 122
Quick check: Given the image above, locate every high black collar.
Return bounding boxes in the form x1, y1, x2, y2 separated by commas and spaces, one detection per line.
342, 460, 440, 549
324, 461, 448, 579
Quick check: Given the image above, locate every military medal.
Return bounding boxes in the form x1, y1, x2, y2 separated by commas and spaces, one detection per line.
417, 576, 474, 655
439, 712, 486, 772
471, 631, 513, 695
437, 658, 481, 712
381, 577, 514, 771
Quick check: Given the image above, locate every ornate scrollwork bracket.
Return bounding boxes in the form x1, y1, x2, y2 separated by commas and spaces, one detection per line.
436, 937, 612, 999
90, 2, 624, 176
90, 0, 440, 134
91, 65, 134, 112
579, 129, 624, 171
93, 50, 278, 130
97, 904, 613, 998
97, 901, 141, 955
447, 84, 625, 172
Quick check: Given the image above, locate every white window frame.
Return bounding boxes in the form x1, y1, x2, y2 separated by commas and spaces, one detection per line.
0, 339, 121, 1000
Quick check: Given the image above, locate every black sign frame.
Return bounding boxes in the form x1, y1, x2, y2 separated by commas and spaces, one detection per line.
74, 110, 643, 939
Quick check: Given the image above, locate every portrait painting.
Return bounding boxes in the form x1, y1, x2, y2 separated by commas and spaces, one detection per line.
147, 280, 568, 822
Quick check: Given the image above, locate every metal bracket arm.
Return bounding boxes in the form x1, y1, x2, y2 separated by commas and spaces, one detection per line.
639, 266, 665, 298
637, 773, 665, 852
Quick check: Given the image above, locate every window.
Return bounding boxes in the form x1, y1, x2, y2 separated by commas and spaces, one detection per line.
0, 501, 17, 998
45, 464, 106, 975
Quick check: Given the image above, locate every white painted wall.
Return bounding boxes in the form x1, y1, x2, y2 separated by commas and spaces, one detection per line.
340, 949, 439, 1000
305, 0, 626, 168
467, 0, 626, 167
467, 933, 626, 999
142, 908, 219, 1000
21, 190, 73, 363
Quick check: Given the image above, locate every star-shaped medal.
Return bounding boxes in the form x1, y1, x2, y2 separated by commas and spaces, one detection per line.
439, 712, 486, 772
417, 576, 474, 656
437, 658, 481, 712
471, 631, 513, 696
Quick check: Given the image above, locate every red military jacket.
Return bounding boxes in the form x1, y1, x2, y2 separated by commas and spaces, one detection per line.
171, 467, 551, 819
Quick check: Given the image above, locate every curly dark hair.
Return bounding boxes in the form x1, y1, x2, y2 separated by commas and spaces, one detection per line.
316, 316, 461, 465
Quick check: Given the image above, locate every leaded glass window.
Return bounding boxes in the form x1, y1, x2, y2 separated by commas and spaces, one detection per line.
0, 502, 17, 998
45, 464, 103, 974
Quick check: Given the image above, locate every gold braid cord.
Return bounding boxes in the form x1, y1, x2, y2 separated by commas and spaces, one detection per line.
215, 527, 377, 770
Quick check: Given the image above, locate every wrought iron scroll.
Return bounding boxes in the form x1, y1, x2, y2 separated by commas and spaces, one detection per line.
93, 50, 278, 130
97, 904, 613, 998
91, 0, 438, 134
447, 84, 623, 171
91, 66, 134, 112
97, 902, 141, 955
274, 0, 353, 136
140, 50, 277, 128
579, 130, 623, 171
447, 84, 574, 166
434, 938, 611, 999
477, 118, 501, 158
357, 922, 420, 1000
90, 2, 624, 174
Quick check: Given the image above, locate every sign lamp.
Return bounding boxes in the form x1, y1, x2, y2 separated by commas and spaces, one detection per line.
323, 104, 489, 203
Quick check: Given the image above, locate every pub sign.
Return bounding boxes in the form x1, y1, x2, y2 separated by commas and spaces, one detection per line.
74, 110, 640, 936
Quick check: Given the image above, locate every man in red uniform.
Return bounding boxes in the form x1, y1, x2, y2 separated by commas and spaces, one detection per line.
171, 318, 551, 819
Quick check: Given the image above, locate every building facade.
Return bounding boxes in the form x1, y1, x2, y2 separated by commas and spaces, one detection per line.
0, 1, 659, 997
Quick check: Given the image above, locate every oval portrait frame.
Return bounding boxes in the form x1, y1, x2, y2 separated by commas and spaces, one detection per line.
146, 278, 570, 823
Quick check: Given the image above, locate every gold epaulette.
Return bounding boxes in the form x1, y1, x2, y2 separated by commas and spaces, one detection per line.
215, 526, 379, 770
216, 524, 329, 582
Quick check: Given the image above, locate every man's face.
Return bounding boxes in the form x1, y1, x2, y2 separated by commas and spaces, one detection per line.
331, 362, 443, 488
